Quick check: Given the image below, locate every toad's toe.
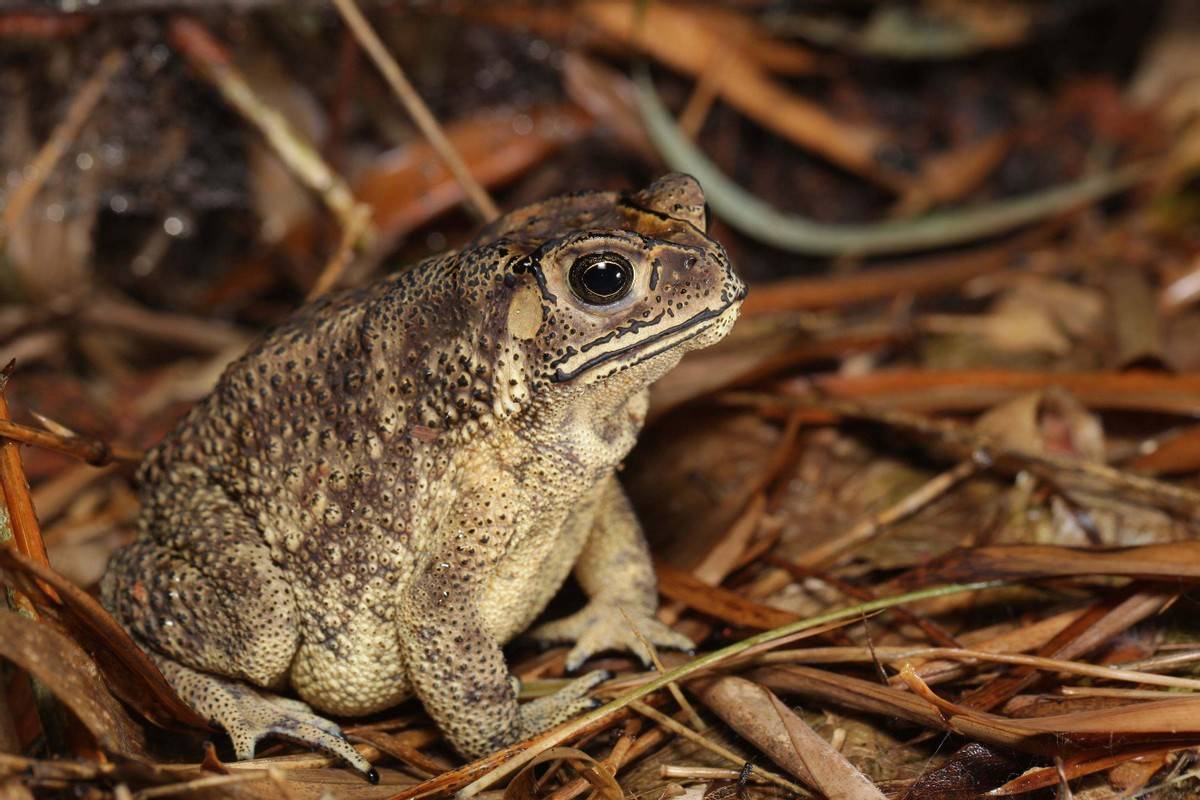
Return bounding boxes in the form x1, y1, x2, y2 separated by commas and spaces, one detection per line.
530, 603, 695, 672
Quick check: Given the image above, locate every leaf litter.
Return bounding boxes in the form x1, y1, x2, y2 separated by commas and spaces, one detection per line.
3, 1, 1200, 799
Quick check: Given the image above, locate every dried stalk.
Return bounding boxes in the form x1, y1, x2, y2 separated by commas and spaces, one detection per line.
330, 0, 499, 222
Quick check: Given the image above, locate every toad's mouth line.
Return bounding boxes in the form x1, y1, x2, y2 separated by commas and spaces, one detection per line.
551, 301, 737, 383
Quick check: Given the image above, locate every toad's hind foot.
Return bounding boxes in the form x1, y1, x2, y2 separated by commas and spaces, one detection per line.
155, 657, 376, 782
529, 602, 695, 672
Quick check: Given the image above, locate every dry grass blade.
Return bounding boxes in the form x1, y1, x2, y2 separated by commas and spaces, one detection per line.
635, 63, 1148, 256
542, 720, 662, 800
307, 202, 373, 300
541, 719, 641, 800
754, 646, 1200, 691
0, 611, 146, 758
692, 676, 886, 799
957, 589, 1172, 712
502, 747, 622, 800
784, 370, 1200, 416
618, 607, 704, 730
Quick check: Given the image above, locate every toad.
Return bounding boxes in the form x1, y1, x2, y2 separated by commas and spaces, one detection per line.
102, 173, 745, 780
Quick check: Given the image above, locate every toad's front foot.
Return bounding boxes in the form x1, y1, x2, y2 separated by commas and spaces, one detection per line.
529, 602, 695, 672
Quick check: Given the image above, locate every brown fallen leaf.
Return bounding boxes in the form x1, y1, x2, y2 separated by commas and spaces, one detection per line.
894, 133, 1013, 216
352, 103, 592, 250
975, 387, 1105, 461
0, 610, 146, 759
211, 102, 592, 304
692, 676, 887, 799
0, 546, 208, 732
739, 222, 1064, 316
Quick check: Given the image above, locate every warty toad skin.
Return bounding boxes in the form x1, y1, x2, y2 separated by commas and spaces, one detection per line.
101, 173, 745, 780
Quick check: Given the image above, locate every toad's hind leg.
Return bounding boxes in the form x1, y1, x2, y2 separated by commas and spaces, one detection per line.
101, 535, 373, 779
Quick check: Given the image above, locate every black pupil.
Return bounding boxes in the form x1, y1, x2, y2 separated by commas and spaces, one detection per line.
582, 260, 627, 298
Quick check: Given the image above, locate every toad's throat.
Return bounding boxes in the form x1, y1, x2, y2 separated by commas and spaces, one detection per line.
551, 303, 733, 383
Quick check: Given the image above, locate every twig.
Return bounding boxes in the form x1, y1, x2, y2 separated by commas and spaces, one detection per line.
724, 392, 1200, 520
452, 580, 1001, 799
0, 377, 57, 601
0, 50, 125, 242
167, 18, 373, 243
619, 606, 705, 730
0, 373, 66, 754
0, 417, 141, 466
330, 0, 499, 222
80, 295, 249, 353
629, 700, 804, 795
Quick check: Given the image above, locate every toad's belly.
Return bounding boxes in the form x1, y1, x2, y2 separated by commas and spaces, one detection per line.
290, 614, 412, 717
288, 558, 579, 718
479, 507, 595, 645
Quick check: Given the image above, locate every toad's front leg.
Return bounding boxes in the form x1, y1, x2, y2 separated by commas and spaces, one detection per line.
529, 475, 694, 671
397, 538, 607, 759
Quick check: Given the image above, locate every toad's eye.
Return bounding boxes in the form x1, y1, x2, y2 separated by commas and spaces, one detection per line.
569, 252, 634, 305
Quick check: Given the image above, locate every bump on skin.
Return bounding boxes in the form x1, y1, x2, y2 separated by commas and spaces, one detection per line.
100, 173, 745, 776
